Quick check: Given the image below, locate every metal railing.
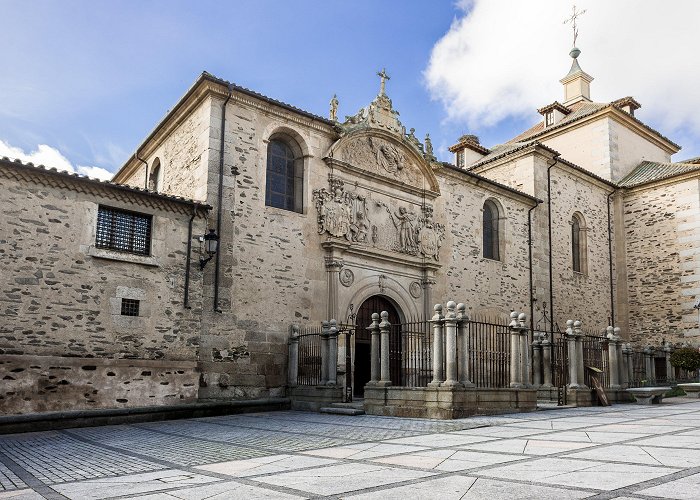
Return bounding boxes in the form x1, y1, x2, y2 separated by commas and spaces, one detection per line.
296, 324, 323, 386
467, 319, 511, 388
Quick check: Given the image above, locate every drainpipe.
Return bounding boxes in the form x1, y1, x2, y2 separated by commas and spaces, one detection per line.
184, 205, 196, 308
607, 190, 615, 326
213, 85, 233, 313
528, 202, 541, 332
135, 151, 148, 190
547, 154, 560, 333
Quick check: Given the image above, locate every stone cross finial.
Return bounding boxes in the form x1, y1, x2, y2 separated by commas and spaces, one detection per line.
563, 4, 587, 47
377, 68, 390, 96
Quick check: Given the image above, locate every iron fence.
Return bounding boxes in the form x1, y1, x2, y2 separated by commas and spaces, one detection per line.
467, 319, 511, 388
582, 334, 609, 388
296, 324, 323, 386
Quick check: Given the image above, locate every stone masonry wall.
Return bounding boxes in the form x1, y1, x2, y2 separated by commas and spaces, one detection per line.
624, 178, 700, 345
0, 171, 205, 414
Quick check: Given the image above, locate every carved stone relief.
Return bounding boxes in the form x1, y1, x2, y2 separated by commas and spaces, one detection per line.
339, 268, 354, 287
409, 281, 422, 299
338, 136, 422, 188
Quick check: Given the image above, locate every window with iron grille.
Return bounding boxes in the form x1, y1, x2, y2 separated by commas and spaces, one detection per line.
120, 298, 140, 316
95, 205, 152, 255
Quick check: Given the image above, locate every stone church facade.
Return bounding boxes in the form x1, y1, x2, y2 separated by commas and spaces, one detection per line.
1, 48, 699, 414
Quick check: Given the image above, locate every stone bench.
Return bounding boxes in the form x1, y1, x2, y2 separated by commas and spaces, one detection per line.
677, 383, 700, 398
626, 387, 672, 405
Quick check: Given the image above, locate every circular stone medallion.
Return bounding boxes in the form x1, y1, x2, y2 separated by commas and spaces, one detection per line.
409, 281, 422, 298
339, 268, 355, 287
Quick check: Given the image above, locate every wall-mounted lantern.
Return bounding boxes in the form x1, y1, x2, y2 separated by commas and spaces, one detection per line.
199, 228, 219, 270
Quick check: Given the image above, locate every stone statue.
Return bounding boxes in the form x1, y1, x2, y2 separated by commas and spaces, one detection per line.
390, 207, 418, 253
329, 94, 339, 121
424, 134, 434, 158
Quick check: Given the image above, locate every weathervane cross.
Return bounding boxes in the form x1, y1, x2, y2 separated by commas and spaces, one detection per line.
377, 68, 390, 95
563, 4, 586, 47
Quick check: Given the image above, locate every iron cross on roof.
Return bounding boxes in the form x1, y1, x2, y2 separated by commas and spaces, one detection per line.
377, 68, 390, 96
563, 4, 586, 47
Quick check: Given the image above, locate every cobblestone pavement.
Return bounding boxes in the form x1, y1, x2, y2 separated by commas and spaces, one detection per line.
1, 399, 700, 499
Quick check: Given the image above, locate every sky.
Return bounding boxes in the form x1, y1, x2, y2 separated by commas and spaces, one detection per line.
1, 0, 699, 181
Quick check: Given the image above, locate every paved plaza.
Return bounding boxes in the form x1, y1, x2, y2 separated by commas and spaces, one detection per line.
1, 399, 700, 499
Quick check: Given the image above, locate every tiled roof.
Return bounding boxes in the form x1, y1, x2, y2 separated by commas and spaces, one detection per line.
507, 99, 680, 150
0, 157, 211, 209
619, 160, 700, 188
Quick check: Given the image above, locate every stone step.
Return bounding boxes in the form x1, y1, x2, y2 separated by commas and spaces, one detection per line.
319, 407, 365, 416
329, 401, 364, 410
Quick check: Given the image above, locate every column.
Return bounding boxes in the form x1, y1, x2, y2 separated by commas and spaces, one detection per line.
327, 319, 338, 386
324, 257, 343, 324
319, 320, 330, 385
532, 332, 542, 387
379, 311, 392, 386
519, 313, 531, 387
443, 301, 460, 387
606, 326, 621, 390
644, 346, 655, 383
541, 332, 553, 388
510, 311, 523, 388
288, 325, 299, 388
422, 276, 436, 319
574, 320, 587, 389
625, 343, 634, 387
456, 303, 474, 387
429, 304, 445, 387
620, 342, 630, 388
664, 343, 674, 382
368, 312, 380, 384
566, 320, 580, 388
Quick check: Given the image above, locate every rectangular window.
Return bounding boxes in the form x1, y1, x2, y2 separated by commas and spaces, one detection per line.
546, 111, 555, 127
120, 298, 140, 317
456, 150, 465, 168
95, 205, 152, 255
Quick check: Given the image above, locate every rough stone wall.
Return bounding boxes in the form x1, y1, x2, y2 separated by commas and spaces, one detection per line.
0, 173, 205, 414
436, 170, 533, 319
624, 178, 700, 345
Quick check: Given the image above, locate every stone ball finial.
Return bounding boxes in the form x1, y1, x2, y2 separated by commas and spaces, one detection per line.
371, 312, 379, 321
330, 319, 337, 327
573, 320, 582, 328
510, 311, 518, 320
457, 303, 466, 314
322, 320, 330, 327
570, 47, 581, 59
518, 312, 526, 321
380, 310, 389, 321
566, 319, 574, 327
606, 326, 614, 335
434, 304, 443, 313
446, 300, 456, 311
613, 327, 621, 336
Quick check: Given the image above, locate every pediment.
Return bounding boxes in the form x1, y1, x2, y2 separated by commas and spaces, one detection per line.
326, 130, 440, 195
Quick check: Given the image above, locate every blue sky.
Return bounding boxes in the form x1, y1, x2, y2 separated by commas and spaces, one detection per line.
1, 1, 698, 178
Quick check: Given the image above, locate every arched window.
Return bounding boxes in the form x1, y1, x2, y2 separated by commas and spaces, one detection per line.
148, 158, 160, 192
265, 138, 303, 213
483, 199, 500, 260
571, 212, 586, 273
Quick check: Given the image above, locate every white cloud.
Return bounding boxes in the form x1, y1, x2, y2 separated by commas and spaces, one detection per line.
0, 139, 114, 181
426, 0, 700, 143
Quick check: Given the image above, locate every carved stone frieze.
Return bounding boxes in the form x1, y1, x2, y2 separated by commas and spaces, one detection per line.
337, 136, 422, 188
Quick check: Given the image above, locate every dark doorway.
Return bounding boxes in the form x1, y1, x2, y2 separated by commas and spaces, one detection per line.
354, 295, 402, 397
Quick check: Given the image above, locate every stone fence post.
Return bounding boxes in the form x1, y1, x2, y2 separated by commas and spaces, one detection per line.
456, 303, 474, 387
541, 331, 553, 388
509, 311, 523, 388
320, 320, 330, 385
379, 311, 392, 386
625, 343, 634, 386
606, 326, 621, 390
444, 301, 460, 387
620, 342, 630, 388
664, 343, 674, 382
574, 320, 587, 389
327, 319, 338, 386
566, 320, 580, 388
644, 346, 655, 384
429, 304, 445, 387
519, 313, 530, 387
532, 332, 543, 387
288, 325, 299, 388
368, 312, 380, 385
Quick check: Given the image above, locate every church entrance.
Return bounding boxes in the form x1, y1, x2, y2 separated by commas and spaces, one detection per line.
354, 295, 402, 397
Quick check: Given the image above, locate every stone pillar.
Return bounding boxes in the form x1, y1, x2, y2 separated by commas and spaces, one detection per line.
519, 313, 530, 387
541, 332, 553, 388
532, 332, 542, 387
429, 304, 445, 387
606, 326, 621, 390
327, 319, 339, 386
566, 320, 580, 389
368, 312, 380, 385
620, 342, 630, 388
422, 276, 436, 320
320, 320, 330, 385
324, 257, 344, 324
625, 343, 634, 387
379, 311, 392, 386
509, 311, 523, 388
456, 303, 474, 387
288, 325, 299, 388
574, 320, 587, 389
644, 346, 654, 384
664, 343, 674, 382
443, 301, 460, 387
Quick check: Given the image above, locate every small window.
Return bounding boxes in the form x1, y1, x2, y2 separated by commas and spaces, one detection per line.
571, 212, 587, 273
483, 199, 500, 260
148, 159, 160, 192
265, 139, 303, 213
456, 150, 465, 168
96, 205, 152, 256
545, 111, 555, 127
120, 298, 140, 316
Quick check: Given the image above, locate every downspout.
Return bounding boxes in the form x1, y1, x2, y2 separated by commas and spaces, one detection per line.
528, 202, 541, 332
607, 190, 616, 326
213, 85, 233, 313
184, 205, 196, 308
547, 154, 561, 333
135, 151, 148, 190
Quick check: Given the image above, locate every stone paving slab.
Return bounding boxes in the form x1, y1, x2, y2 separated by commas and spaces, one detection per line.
0, 400, 698, 498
